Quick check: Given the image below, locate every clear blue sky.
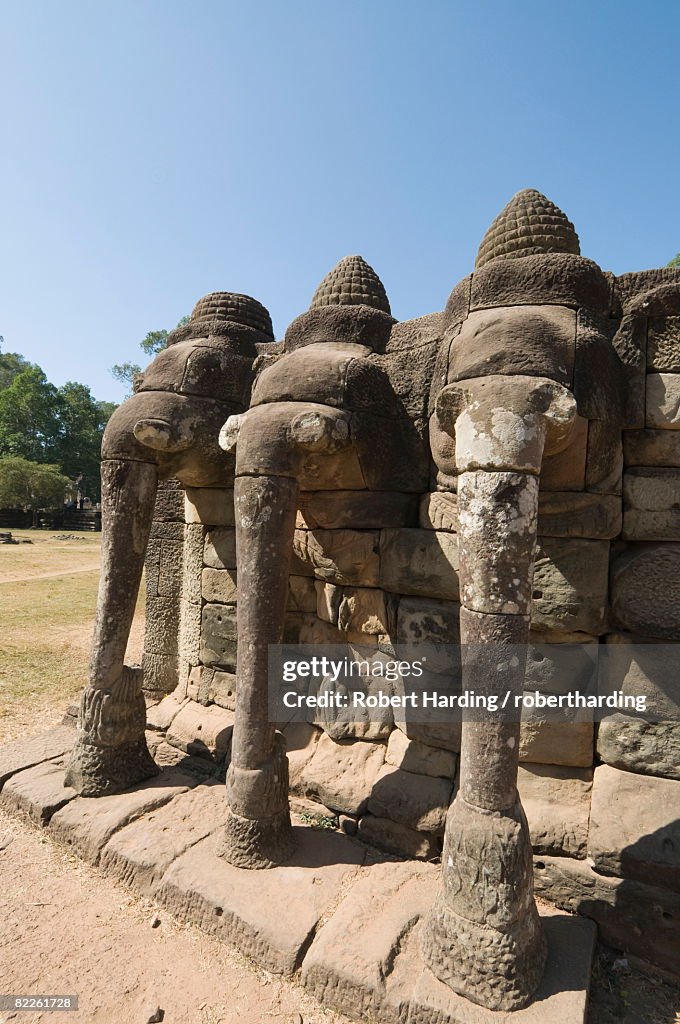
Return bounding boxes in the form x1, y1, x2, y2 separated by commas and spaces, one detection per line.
1, 1, 678, 403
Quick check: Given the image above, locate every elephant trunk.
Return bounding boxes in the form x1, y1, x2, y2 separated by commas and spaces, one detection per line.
218, 402, 351, 868
422, 375, 577, 1011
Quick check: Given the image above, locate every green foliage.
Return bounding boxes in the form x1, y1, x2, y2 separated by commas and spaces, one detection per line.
667, 254, 680, 268
111, 315, 189, 394
0, 457, 72, 511
0, 351, 115, 500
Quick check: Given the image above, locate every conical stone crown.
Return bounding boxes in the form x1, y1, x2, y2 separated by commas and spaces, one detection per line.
310, 255, 391, 315
475, 189, 580, 269
190, 292, 274, 339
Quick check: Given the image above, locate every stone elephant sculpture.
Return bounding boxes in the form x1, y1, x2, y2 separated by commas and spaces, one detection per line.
65, 292, 275, 795
65, 189, 679, 1013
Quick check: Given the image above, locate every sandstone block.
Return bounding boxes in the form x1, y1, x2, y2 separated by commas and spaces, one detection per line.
531, 539, 609, 635
588, 763, 680, 891
646, 372, 680, 429
181, 523, 205, 605
367, 765, 452, 832
280, 721, 320, 786
178, 598, 202, 663
146, 694, 186, 732
298, 732, 385, 815
419, 491, 457, 532
293, 529, 380, 586
0, 757, 77, 824
357, 814, 440, 860
536, 491, 622, 540
584, 419, 623, 494
200, 668, 237, 712
298, 490, 418, 530
623, 467, 680, 540
540, 415, 588, 491
647, 316, 680, 372
49, 765, 197, 864
165, 701, 235, 763
518, 764, 592, 858
611, 543, 680, 639
144, 597, 183, 656
301, 860, 436, 1018
385, 727, 457, 780
203, 528, 237, 570
519, 715, 594, 769
199, 603, 238, 669
99, 780, 228, 895
287, 574, 317, 612
201, 567, 237, 604
624, 428, 680, 467
379, 529, 459, 600
184, 487, 235, 526
0, 725, 75, 790
157, 828, 364, 975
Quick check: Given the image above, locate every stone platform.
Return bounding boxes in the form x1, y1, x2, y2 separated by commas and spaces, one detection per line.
0, 724, 596, 1024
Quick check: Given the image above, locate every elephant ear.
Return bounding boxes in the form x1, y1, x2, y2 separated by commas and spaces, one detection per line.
310, 255, 391, 315
476, 189, 580, 269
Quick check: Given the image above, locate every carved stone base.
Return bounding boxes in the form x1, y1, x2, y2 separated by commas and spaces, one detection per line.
421, 898, 547, 1012
217, 805, 295, 869
64, 735, 159, 797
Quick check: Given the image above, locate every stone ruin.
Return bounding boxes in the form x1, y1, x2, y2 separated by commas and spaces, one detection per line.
1, 188, 679, 1022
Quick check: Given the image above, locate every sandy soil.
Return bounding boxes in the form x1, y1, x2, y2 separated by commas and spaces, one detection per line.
0, 810, 349, 1024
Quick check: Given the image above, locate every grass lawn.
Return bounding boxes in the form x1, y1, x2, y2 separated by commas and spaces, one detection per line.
0, 530, 145, 744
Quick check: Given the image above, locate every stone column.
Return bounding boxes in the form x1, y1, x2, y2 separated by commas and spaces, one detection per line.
142, 478, 185, 699
422, 376, 576, 1010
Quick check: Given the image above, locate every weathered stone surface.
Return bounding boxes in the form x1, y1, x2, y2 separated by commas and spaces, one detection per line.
313, 668, 394, 743
146, 694, 186, 732
99, 780, 228, 895
420, 489, 622, 540
623, 467, 680, 540
316, 582, 388, 634
301, 860, 436, 1018
380, 529, 459, 600
201, 567, 238, 604
178, 597, 202, 663
199, 668, 238, 712
293, 529, 380, 586
624, 428, 680, 467
357, 814, 440, 860
597, 637, 680, 777
406, 911, 596, 1024
611, 543, 680, 639
144, 596, 184, 656
165, 701, 234, 763
537, 491, 622, 539
588, 763, 680, 891
533, 854, 680, 976
280, 721, 320, 786
298, 732, 385, 815
648, 316, 680, 372
646, 372, 680, 429
0, 757, 77, 823
524, 639, 598, 696
0, 725, 75, 790
367, 766, 452, 832
203, 527, 237, 569
199, 603, 238, 668
584, 419, 623, 494
289, 795, 338, 825
469, 252, 611, 313
157, 827, 364, 975
299, 445, 366, 491
540, 416, 588, 491
518, 764, 592, 858
48, 766, 197, 864
531, 539, 609, 635
386, 728, 457, 780
184, 487, 235, 526
446, 305, 576, 387
298, 490, 418, 530
287, 574, 317, 612
519, 714, 594, 769
180, 523, 205, 605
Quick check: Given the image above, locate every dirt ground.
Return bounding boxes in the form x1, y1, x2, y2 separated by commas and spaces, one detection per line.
1, 530, 679, 1024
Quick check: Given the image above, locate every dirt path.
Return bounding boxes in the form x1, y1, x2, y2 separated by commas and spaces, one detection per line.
0, 565, 101, 584
0, 810, 348, 1024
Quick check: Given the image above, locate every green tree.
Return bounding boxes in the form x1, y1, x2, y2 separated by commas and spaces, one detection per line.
0, 457, 72, 522
668, 254, 680, 268
0, 366, 62, 462
54, 382, 115, 500
0, 339, 36, 390
110, 315, 189, 395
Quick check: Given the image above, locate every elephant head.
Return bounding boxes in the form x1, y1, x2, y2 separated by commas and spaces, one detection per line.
65, 292, 274, 796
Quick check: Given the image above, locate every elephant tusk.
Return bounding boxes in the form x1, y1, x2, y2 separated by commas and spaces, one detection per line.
219, 414, 245, 453
289, 408, 351, 453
